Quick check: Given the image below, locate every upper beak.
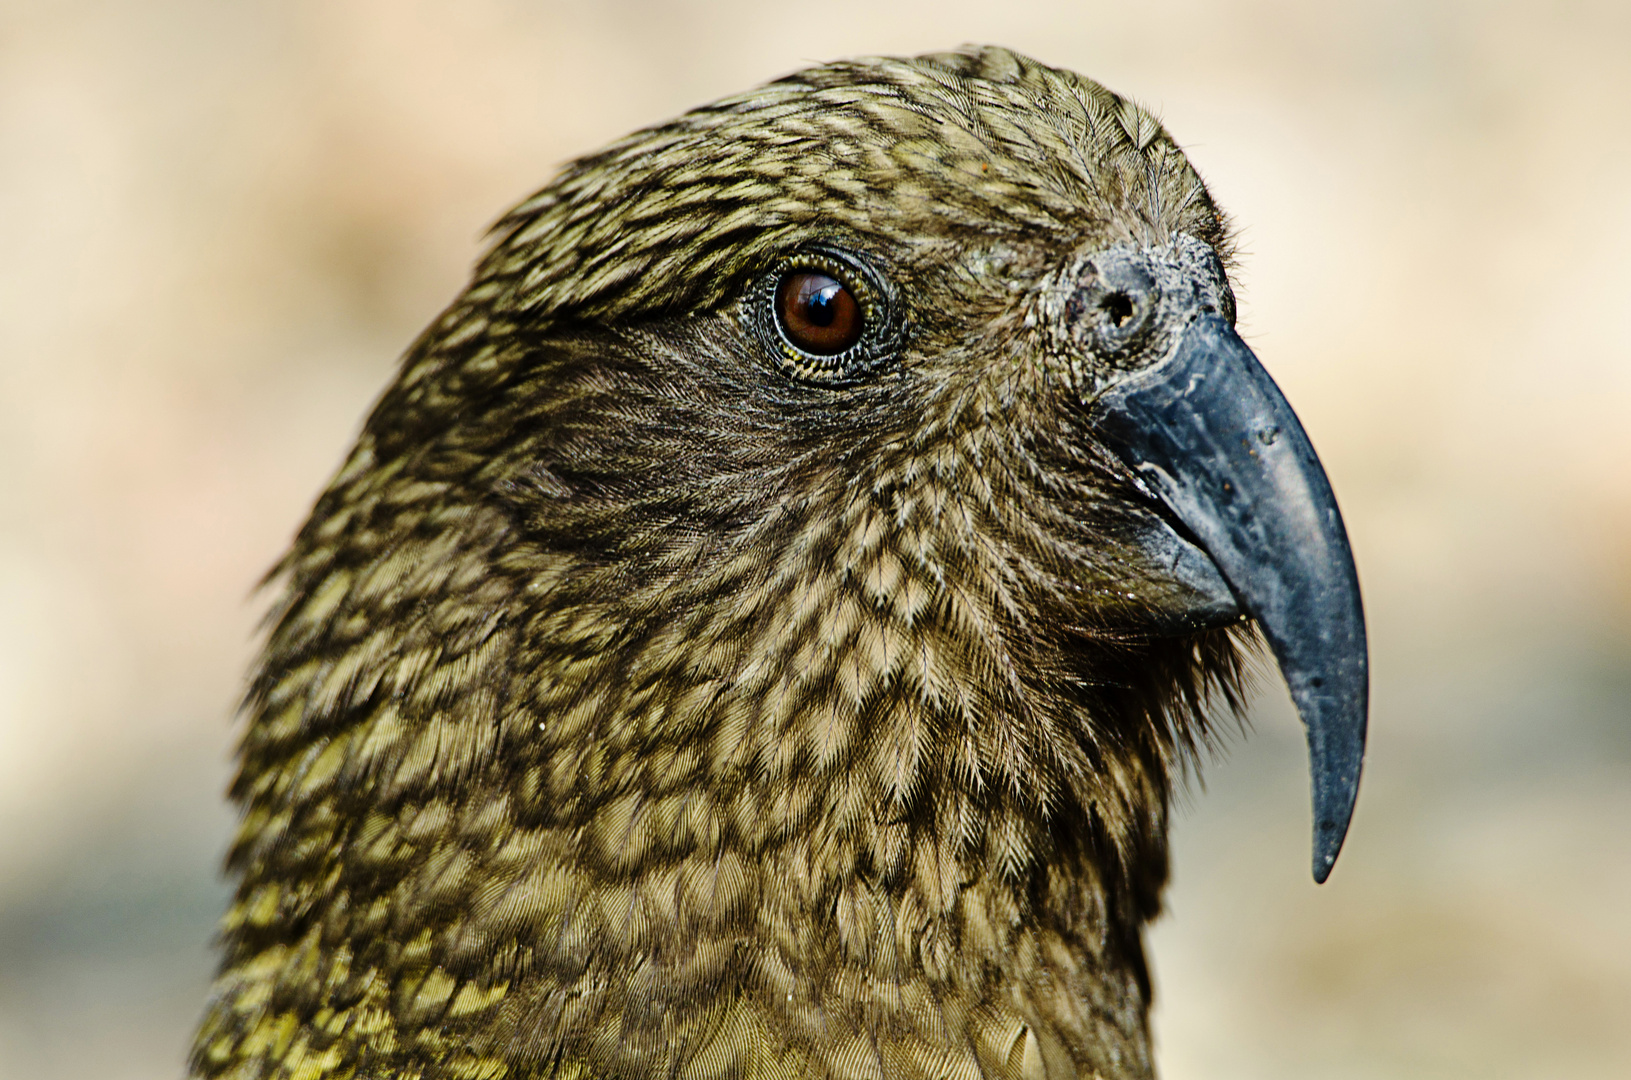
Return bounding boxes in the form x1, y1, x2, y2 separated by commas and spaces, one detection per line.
1089, 314, 1368, 882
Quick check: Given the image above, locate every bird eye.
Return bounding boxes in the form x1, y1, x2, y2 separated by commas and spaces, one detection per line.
747, 247, 904, 385
776, 271, 862, 355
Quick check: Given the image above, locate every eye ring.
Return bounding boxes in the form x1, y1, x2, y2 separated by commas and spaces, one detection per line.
745, 247, 905, 385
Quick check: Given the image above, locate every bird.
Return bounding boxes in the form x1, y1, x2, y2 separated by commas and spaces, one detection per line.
190, 46, 1367, 1080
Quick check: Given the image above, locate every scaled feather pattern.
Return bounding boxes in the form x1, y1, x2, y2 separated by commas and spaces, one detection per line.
193, 47, 1290, 1080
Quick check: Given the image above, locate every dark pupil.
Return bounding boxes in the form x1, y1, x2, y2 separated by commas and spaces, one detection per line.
803, 281, 843, 327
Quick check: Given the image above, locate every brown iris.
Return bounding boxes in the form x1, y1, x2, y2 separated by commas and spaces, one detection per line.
776, 270, 862, 355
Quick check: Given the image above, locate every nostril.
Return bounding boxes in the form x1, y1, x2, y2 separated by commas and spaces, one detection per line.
1102, 291, 1135, 328
1068, 248, 1161, 363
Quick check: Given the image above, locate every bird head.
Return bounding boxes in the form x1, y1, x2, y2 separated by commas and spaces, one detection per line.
198, 46, 1365, 1080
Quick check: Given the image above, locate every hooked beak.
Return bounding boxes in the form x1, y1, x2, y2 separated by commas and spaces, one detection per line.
1090, 314, 1368, 882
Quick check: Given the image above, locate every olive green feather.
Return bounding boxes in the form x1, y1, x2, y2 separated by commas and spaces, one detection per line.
192, 46, 1249, 1080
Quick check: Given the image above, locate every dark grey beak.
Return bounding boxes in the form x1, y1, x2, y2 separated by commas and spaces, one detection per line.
1090, 314, 1368, 882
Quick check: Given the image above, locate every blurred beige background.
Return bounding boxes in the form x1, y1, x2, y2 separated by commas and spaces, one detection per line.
2, 1, 1628, 1077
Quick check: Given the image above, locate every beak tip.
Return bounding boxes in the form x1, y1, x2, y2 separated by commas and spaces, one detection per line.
1309, 751, 1363, 883
1312, 823, 1345, 884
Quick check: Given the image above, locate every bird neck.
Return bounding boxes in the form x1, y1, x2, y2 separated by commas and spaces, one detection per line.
468, 468, 1171, 1078
201, 450, 1173, 1080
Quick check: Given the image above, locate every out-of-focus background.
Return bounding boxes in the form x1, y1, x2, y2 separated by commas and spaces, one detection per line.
2, 1, 1627, 1077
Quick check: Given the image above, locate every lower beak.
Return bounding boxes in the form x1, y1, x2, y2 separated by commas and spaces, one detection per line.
1089, 314, 1368, 882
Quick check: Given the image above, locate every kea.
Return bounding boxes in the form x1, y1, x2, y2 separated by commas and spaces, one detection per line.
193, 46, 1367, 1080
